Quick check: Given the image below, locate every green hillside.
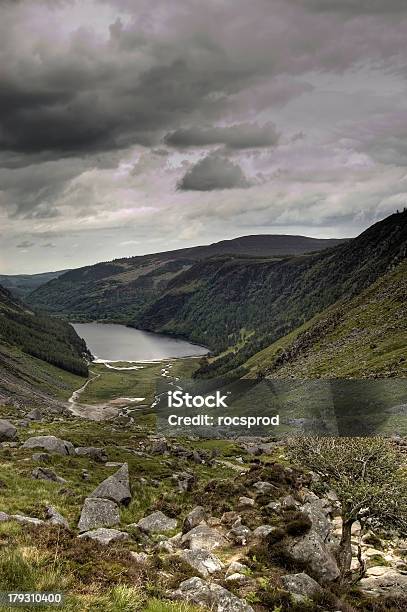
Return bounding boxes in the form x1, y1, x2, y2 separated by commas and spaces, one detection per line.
244, 259, 407, 379
0, 285, 89, 404
0, 269, 69, 299
27, 234, 345, 322
138, 211, 407, 376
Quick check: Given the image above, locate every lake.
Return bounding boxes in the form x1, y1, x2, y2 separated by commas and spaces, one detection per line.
72, 323, 208, 361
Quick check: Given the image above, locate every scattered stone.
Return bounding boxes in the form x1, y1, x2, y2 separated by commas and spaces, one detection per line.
89, 463, 131, 505
238, 496, 255, 508
225, 573, 247, 583
365, 566, 391, 577
0, 419, 17, 442
45, 505, 69, 528
137, 511, 177, 534
78, 497, 120, 532
300, 492, 333, 541
265, 501, 281, 513
26, 408, 42, 421
228, 524, 252, 546
81, 470, 90, 481
359, 569, 407, 597
221, 511, 240, 527
130, 551, 149, 564
181, 523, 228, 551
78, 528, 130, 545
207, 517, 221, 528
32, 452, 51, 463
0, 511, 9, 522
172, 471, 196, 492
285, 530, 340, 584
75, 447, 108, 463
179, 549, 224, 577
105, 462, 124, 468
253, 481, 274, 494
22, 436, 74, 456
280, 494, 297, 510
226, 561, 247, 577
173, 576, 254, 612
32, 467, 67, 484
253, 525, 276, 539
281, 572, 323, 600
10, 514, 44, 526
183, 506, 207, 533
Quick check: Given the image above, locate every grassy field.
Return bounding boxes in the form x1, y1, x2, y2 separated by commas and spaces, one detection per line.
77, 358, 200, 406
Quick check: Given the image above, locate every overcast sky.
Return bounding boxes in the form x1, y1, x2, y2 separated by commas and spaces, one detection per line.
1, 0, 407, 273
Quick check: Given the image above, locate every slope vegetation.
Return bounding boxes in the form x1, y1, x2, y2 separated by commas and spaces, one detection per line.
138, 211, 406, 376
244, 259, 407, 379
27, 235, 345, 322
0, 285, 89, 404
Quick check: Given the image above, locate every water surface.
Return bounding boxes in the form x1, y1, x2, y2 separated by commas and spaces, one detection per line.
72, 323, 208, 361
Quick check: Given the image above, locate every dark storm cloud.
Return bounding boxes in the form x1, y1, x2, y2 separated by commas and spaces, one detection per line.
165, 123, 280, 150
178, 155, 250, 191
289, 0, 407, 14
16, 241, 34, 248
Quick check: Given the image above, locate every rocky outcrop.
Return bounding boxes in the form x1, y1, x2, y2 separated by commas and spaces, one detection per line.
178, 549, 224, 577
89, 463, 131, 505
173, 576, 254, 612
45, 505, 69, 528
22, 435, 74, 456
75, 447, 108, 463
78, 528, 130, 545
359, 569, 407, 597
281, 572, 323, 601
284, 530, 340, 584
77, 498, 120, 532
0, 419, 17, 442
181, 523, 228, 551
182, 506, 206, 533
32, 467, 67, 484
137, 511, 177, 534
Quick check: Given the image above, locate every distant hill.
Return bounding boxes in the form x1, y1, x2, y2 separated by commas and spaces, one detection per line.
0, 285, 89, 404
243, 259, 407, 379
137, 211, 407, 376
0, 270, 70, 299
27, 234, 346, 321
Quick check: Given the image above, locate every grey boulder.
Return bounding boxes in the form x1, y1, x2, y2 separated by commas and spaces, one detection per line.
137, 511, 177, 534
183, 506, 207, 533
22, 436, 74, 456
284, 530, 340, 584
75, 447, 108, 463
181, 523, 228, 551
173, 576, 254, 612
0, 419, 17, 442
78, 497, 120, 532
45, 505, 69, 528
32, 467, 67, 484
281, 572, 323, 599
179, 549, 223, 578
89, 463, 131, 505
78, 528, 130, 545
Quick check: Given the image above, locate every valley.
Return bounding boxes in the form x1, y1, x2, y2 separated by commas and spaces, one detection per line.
0, 212, 406, 611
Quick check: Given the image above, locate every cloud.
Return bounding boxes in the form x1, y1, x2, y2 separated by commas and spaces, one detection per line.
41, 242, 56, 248
165, 122, 280, 149
178, 154, 251, 191
16, 241, 34, 248
289, 1, 407, 15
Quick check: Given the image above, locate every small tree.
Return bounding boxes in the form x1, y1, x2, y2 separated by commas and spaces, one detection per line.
288, 437, 407, 577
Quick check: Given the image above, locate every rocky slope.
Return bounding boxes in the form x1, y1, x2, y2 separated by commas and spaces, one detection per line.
0, 405, 406, 612
244, 259, 407, 379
